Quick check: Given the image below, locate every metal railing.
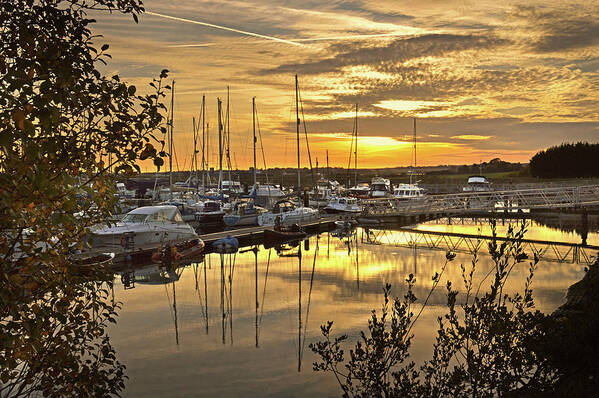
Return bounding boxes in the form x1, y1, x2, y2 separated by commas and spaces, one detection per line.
362, 227, 599, 265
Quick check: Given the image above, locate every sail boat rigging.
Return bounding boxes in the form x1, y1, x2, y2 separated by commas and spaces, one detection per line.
392, 117, 426, 200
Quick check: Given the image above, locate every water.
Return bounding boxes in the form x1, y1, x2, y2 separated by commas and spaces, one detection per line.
109, 219, 593, 397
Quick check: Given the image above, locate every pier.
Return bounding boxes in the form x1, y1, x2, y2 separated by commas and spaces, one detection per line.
358, 184, 599, 224
362, 226, 599, 265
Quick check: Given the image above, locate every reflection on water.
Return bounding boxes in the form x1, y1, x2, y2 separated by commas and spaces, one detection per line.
109, 222, 587, 397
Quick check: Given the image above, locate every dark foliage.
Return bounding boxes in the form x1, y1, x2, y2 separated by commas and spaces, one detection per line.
311, 222, 559, 397
456, 158, 524, 175
1, 1, 169, 396
529, 142, 599, 178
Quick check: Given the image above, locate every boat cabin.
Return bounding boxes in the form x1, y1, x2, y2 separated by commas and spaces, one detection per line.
121, 205, 185, 224
463, 175, 492, 192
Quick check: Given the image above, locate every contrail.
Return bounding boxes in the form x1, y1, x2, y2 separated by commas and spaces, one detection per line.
295, 32, 410, 42
146, 11, 305, 47
166, 32, 411, 49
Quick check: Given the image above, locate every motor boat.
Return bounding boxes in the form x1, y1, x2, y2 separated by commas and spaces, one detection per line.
323, 197, 362, 214
463, 175, 492, 192
257, 200, 319, 226
221, 180, 244, 195
160, 200, 199, 222
249, 184, 285, 208
393, 184, 427, 200
349, 183, 370, 198
309, 179, 340, 208
89, 205, 197, 249
223, 201, 268, 227
115, 182, 136, 199
369, 177, 391, 198
194, 200, 225, 226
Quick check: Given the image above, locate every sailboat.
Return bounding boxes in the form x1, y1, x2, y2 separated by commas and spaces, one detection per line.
224, 97, 268, 227
324, 104, 364, 213
257, 75, 318, 227
393, 118, 426, 200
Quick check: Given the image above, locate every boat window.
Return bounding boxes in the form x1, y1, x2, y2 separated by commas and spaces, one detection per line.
122, 213, 147, 223
339, 199, 346, 204
204, 202, 221, 211
148, 209, 173, 222
172, 211, 184, 223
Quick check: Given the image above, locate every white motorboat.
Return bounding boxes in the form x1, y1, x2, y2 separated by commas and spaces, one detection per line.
323, 197, 362, 214
370, 177, 391, 198
257, 201, 319, 226
463, 175, 492, 192
250, 184, 285, 207
116, 182, 136, 199
393, 184, 427, 200
309, 179, 340, 208
89, 205, 197, 249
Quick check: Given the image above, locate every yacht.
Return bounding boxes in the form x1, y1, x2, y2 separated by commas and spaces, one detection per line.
393, 184, 427, 200
194, 200, 225, 226
463, 176, 492, 192
249, 184, 285, 207
323, 197, 362, 214
349, 182, 370, 198
89, 205, 197, 249
257, 200, 319, 226
370, 177, 391, 198
309, 179, 340, 208
221, 180, 243, 195
223, 201, 268, 227
116, 182, 135, 199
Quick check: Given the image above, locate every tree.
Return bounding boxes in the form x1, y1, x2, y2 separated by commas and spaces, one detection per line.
529, 142, 599, 178
310, 221, 559, 397
0, 1, 169, 396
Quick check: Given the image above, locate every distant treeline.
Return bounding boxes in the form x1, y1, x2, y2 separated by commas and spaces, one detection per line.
455, 158, 524, 175
530, 142, 599, 178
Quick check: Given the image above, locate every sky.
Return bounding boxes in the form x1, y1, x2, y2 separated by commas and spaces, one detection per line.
93, 0, 599, 171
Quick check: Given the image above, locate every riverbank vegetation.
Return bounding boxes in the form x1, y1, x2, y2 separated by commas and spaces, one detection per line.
311, 221, 597, 397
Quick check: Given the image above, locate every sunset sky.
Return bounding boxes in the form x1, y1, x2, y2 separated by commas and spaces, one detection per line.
94, 0, 599, 170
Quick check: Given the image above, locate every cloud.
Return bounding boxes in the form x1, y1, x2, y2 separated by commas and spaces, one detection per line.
451, 135, 493, 140
512, 4, 599, 53
260, 33, 510, 75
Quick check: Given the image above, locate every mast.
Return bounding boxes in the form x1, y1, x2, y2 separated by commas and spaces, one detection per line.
201, 95, 206, 193
192, 116, 196, 190
326, 150, 329, 180
252, 97, 257, 187
227, 86, 232, 187
169, 79, 175, 196
411, 117, 417, 185
217, 98, 223, 194
354, 103, 358, 187
295, 75, 301, 200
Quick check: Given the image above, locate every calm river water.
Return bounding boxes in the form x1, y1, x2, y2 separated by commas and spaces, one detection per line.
109, 218, 596, 397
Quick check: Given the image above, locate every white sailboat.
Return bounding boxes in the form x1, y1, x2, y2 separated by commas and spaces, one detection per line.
393, 118, 427, 200
258, 75, 318, 225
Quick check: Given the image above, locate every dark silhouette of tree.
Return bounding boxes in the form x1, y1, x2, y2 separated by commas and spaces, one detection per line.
1, 1, 168, 396
530, 142, 599, 178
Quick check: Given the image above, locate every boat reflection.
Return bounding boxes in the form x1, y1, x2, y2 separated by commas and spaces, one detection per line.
109, 222, 587, 397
